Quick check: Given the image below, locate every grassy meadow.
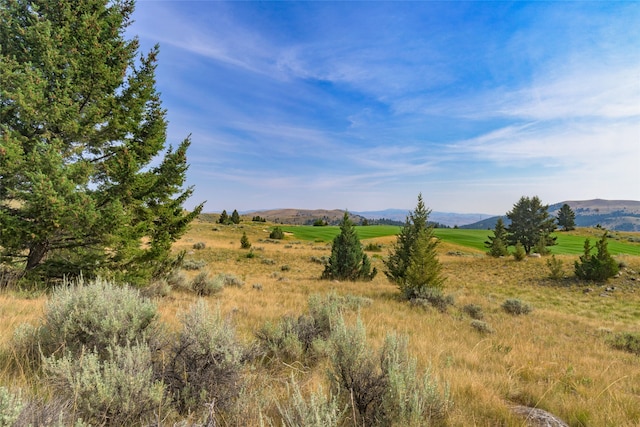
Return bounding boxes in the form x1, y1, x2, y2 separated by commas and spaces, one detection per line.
280, 224, 640, 255
2, 218, 640, 425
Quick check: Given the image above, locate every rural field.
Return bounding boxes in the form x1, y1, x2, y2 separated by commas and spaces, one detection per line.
1, 217, 640, 426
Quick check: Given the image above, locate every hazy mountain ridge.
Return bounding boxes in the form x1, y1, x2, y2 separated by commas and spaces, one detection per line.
461, 199, 640, 231
245, 208, 493, 227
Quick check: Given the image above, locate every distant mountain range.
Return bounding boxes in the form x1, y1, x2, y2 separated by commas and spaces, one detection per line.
461, 199, 640, 231
245, 208, 493, 227
243, 199, 640, 230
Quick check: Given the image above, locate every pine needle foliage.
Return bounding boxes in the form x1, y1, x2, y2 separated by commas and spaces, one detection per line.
574, 233, 619, 281
0, 0, 203, 285
485, 217, 509, 257
385, 194, 445, 299
321, 212, 376, 281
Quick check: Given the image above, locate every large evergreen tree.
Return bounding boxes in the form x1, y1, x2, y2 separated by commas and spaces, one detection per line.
557, 203, 576, 231
231, 209, 241, 224
506, 196, 556, 255
322, 212, 376, 281
484, 217, 509, 257
0, 0, 203, 284
384, 193, 430, 284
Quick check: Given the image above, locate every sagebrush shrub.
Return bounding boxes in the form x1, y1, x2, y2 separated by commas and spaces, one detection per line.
33, 277, 159, 360
44, 344, 164, 426
329, 316, 387, 425
182, 259, 207, 270
0, 386, 23, 427
270, 377, 343, 427
329, 317, 450, 426
192, 241, 206, 250
380, 333, 450, 426
607, 332, 640, 356
502, 299, 532, 315
163, 301, 245, 415
190, 271, 223, 296
470, 320, 495, 334
12, 396, 79, 427
462, 304, 484, 320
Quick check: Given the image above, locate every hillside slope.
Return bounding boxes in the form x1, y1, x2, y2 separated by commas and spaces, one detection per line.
462, 199, 640, 231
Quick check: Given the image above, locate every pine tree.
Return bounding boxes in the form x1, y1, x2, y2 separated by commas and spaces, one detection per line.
240, 232, 251, 249
218, 210, 229, 224
401, 228, 445, 300
322, 212, 376, 281
574, 233, 619, 281
506, 196, 556, 254
231, 209, 241, 224
485, 217, 509, 257
557, 204, 576, 231
384, 193, 430, 284
0, 0, 203, 284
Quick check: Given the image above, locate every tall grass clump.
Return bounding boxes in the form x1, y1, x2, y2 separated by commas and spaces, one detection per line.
162, 301, 246, 415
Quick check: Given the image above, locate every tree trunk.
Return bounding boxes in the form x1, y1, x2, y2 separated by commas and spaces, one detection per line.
25, 241, 49, 271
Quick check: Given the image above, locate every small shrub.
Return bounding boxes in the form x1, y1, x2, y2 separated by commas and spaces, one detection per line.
269, 227, 285, 240
462, 304, 484, 320
192, 241, 206, 250
44, 344, 164, 426
12, 396, 79, 427
166, 269, 189, 289
240, 232, 251, 249
329, 318, 450, 426
270, 377, 343, 427
470, 320, 495, 334
379, 333, 450, 425
182, 259, 207, 270
329, 317, 387, 425
142, 280, 172, 298
410, 288, 454, 313
512, 242, 526, 261
575, 233, 619, 282
21, 277, 159, 361
0, 386, 23, 427
262, 258, 276, 265
310, 255, 329, 265
190, 272, 224, 296
546, 255, 564, 280
502, 299, 532, 315
607, 332, 640, 356
281, 264, 291, 272
163, 301, 245, 415
363, 242, 383, 252
218, 273, 244, 287
245, 250, 257, 259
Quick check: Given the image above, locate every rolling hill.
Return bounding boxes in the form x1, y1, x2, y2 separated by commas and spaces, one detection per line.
461, 199, 640, 231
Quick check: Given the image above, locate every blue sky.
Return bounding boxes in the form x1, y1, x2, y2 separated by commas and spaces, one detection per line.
130, 1, 639, 215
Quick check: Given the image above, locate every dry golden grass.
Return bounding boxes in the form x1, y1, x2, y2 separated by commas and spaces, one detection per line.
2, 218, 640, 425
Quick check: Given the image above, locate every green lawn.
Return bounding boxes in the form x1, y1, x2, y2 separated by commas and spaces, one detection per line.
277, 225, 640, 256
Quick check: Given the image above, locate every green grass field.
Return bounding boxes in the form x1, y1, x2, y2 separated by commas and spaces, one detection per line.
278, 225, 640, 256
